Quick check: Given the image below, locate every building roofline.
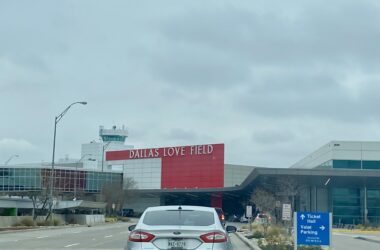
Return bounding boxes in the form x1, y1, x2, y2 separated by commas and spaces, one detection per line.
128, 167, 380, 194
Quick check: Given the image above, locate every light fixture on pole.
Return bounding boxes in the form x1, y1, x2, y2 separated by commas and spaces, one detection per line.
48, 101, 87, 219
324, 178, 331, 186
4, 154, 19, 165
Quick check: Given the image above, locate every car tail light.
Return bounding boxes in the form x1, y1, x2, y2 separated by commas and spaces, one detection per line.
200, 231, 227, 243
221, 214, 225, 221
128, 231, 155, 242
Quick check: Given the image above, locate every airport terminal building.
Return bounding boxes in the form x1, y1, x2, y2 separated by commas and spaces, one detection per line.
1, 137, 380, 226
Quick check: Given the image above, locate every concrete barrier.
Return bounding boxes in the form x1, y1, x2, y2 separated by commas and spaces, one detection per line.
235, 232, 262, 250
0, 216, 20, 227
65, 214, 105, 225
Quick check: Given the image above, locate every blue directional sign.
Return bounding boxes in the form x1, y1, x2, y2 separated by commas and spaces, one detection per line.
296, 212, 331, 246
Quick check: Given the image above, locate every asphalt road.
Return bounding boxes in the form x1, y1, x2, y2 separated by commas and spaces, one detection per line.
0, 222, 250, 250
0, 223, 129, 249
5, 222, 378, 250
332, 232, 380, 250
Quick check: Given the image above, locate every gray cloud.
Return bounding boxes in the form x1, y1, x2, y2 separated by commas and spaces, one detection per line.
165, 128, 198, 142
252, 129, 295, 145
236, 70, 380, 122
0, 0, 379, 167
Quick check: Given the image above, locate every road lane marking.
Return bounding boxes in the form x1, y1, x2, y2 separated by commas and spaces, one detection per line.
105, 235, 113, 238
37, 236, 48, 239
64, 243, 80, 248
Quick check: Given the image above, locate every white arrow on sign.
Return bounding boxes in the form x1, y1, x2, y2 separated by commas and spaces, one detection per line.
320, 225, 325, 231
300, 214, 305, 220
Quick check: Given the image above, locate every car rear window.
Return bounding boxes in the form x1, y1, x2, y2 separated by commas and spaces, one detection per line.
143, 210, 215, 226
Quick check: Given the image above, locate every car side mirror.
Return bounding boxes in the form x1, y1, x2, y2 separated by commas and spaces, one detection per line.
128, 225, 136, 231
226, 225, 237, 233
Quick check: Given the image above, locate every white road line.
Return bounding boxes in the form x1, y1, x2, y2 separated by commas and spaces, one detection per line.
64, 243, 80, 248
105, 235, 113, 238
37, 236, 48, 239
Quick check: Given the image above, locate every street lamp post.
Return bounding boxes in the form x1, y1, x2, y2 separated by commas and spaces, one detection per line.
101, 141, 111, 172
48, 101, 87, 219
4, 154, 19, 165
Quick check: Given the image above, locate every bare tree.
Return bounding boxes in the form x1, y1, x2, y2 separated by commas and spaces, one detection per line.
250, 187, 276, 232
101, 177, 137, 215
27, 190, 49, 221
274, 176, 305, 211
250, 187, 276, 214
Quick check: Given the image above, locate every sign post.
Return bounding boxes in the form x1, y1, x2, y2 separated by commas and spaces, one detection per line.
294, 212, 332, 250
282, 204, 292, 221
246, 206, 253, 232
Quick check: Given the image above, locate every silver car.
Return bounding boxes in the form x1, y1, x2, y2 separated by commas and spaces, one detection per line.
126, 205, 237, 250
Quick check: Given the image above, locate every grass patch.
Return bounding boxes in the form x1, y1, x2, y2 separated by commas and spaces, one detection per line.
36, 217, 64, 226
105, 217, 118, 223
256, 225, 323, 250
117, 216, 130, 222
13, 218, 35, 227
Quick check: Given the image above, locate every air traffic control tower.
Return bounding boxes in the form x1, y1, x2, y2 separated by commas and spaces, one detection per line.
99, 125, 129, 143
81, 125, 133, 171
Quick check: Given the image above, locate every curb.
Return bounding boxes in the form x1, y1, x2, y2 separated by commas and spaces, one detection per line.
0, 224, 90, 234
355, 236, 380, 244
235, 232, 262, 250
333, 229, 380, 234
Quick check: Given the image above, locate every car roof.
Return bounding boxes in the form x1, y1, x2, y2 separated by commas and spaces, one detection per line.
145, 205, 216, 212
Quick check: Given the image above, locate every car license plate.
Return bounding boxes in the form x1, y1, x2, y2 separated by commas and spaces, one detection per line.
168, 239, 186, 249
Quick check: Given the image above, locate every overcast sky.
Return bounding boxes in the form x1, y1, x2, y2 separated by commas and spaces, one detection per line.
1, 0, 380, 167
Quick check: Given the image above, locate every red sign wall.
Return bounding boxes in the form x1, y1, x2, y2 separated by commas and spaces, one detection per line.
106, 143, 224, 189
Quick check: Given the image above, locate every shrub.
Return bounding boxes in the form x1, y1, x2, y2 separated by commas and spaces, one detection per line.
252, 224, 262, 231
117, 216, 130, 222
105, 217, 117, 223
19, 218, 35, 227
355, 224, 366, 230
12, 222, 22, 227
252, 230, 265, 238
36, 217, 64, 226
266, 226, 283, 237
36, 221, 47, 226
53, 218, 64, 226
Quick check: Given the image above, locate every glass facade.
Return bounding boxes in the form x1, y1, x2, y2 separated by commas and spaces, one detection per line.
85, 171, 122, 192
367, 189, 380, 224
0, 167, 122, 193
332, 160, 380, 170
0, 168, 41, 191
332, 188, 362, 224
101, 135, 126, 142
